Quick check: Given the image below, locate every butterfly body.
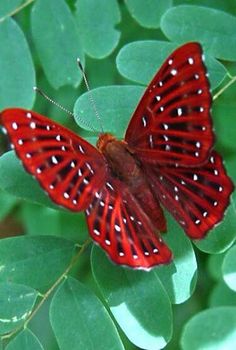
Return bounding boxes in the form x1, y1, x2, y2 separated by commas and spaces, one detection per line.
97, 132, 167, 233
0, 42, 234, 269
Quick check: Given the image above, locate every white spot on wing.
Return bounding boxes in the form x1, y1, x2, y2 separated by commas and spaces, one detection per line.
188, 57, 194, 65
170, 69, 177, 76
78, 145, 85, 154
142, 116, 147, 127
177, 108, 182, 116
51, 156, 58, 164
30, 121, 36, 129
12, 122, 18, 130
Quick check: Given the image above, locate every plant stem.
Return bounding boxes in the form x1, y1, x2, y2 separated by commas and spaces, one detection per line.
213, 74, 236, 100
2, 238, 91, 340
0, 0, 35, 23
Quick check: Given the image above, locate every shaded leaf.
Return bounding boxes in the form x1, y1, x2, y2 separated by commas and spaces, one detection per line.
0, 282, 38, 335
0, 151, 56, 209
74, 85, 144, 134
125, 0, 172, 29
0, 236, 75, 292
0, 18, 35, 110
181, 306, 236, 349
116, 40, 226, 90
161, 5, 236, 61
155, 212, 197, 304
31, 0, 84, 88
50, 277, 124, 350
5, 329, 44, 350
92, 246, 172, 350
0, 190, 18, 221
222, 245, 236, 292
75, 0, 120, 58
209, 281, 236, 307
0, 1, 22, 18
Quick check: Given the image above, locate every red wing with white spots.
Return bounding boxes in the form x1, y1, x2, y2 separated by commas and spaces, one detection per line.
125, 42, 214, 167
144, 151, 234, 239
86, 177, 172, 269
0, 108, 107, 211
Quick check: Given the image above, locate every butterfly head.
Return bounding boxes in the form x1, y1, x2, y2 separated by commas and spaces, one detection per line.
96, 133, 117, 153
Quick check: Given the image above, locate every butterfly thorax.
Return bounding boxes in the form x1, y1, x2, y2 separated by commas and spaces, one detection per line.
97, 133, 166, 232
97, 133, 141, 184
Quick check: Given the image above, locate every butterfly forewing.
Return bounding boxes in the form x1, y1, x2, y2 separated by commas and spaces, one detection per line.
125, 42, 214, 167
86, 177, 172, 269
144, 151, 234, 239
0, 108, 107, 211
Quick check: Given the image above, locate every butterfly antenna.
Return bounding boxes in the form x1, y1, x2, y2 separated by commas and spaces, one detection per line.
33, 86, 96, 133
77, 58, 104, 133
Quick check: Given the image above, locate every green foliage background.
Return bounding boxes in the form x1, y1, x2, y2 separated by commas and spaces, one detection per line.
0, 0, 236, 349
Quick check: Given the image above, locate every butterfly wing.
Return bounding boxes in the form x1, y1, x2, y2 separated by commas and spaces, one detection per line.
143, 151, 234, 239
86, 176, 172, 269
0, 108, 107, 211
125, 42, 213, 167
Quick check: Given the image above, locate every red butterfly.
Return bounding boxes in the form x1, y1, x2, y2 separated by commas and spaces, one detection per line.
0, 43, 234, 269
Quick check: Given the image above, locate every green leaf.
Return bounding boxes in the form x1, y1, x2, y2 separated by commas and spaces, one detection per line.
5, 329, 44, 350
0, 151, 56, 209
0, 190, 18, 221
0, 18, 35, 110
125, 0, 172, 29
74, 85, 144, 134
209, 281, 236, 307
22, 203, 88, 243
50, 277, 124, 350
75, 0, 121, 58
0, 1, 22, 17
155, 212, 197, 304
91, 246, 172, 350
161, 5, 236, 61
0, 236, 75, 292
213, 80, 236, 151
207, 253, 226, 281
116, 40, 226, 90
0, 282, 38, 335
222, 245, 236, 292
31, 0, 84, 89
180, 306, 236, 349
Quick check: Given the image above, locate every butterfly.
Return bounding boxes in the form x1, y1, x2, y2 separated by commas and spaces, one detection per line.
0, 42, 234, 269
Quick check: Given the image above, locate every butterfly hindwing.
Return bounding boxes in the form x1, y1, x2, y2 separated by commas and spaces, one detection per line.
144, 151, 234, 239
0, 108, 107, 211
125, 42, 214, 167
86, 176, 172, 269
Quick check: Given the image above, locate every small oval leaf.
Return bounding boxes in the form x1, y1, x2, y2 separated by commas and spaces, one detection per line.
161, 5, 236, 61
125, 0, 173, 29
116, 41, 226, 89
0, 18, 35, 109
75, 0, 121, 58
181, 306, 236, 349
31, 0, 84, 88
